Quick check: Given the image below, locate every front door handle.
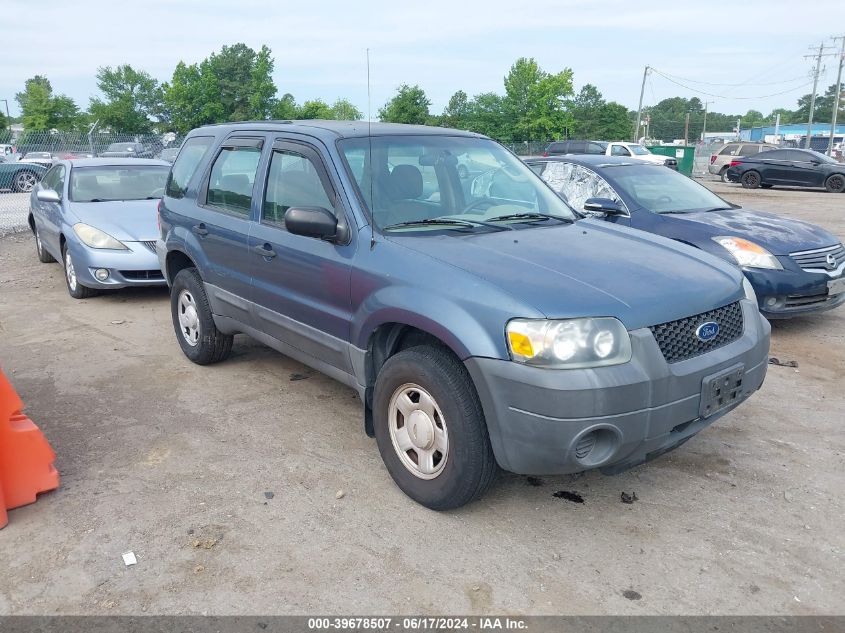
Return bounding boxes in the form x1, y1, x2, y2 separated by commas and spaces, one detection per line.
253, 243, 277, 259
192, 223, 208, 237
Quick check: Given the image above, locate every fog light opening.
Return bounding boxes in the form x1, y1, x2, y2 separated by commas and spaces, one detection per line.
572, 427, 619, 467
94, 268, 110, 281
765, 297, 777, 307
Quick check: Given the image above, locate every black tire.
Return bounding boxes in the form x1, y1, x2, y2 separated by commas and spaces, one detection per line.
33, 223, 55, 263
741, 170, 761, 189
719, 167, 730, 183
12, 170, 38, 193
170, 267, 233, 365
62, 244, 98, 299
761, 184, 773, 189
824, 173, 845, 193
373, 344, 497, 510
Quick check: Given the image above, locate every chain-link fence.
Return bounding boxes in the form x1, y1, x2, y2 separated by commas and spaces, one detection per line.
500, 141, 552, 156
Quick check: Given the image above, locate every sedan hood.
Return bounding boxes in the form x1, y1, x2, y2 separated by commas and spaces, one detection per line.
660, 207, 838, 255
388, 220, 744, 330
67, 199, 159, 242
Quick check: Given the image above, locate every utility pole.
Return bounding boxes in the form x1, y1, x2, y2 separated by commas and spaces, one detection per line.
683, 112, 690, 145
634, 65, 650, 142
828, 35, 844, 156
774, 112, 781, 142
0, 99, 10, 134
701, 101, 714, 141
804, 42, 831, 149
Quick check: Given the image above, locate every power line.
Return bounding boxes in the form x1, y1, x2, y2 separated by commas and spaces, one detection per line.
650, 67, 817, 100
654, 70, 810, 87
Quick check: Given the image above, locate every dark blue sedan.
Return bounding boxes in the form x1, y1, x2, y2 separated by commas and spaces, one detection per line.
526, 155, 845, 318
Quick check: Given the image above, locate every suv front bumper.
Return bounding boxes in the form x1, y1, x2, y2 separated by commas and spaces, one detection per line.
465, 300, 770, 475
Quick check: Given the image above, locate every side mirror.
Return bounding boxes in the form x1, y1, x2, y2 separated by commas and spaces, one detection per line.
36, 189, 61, 204
284, 206, 338, 241
583, 197, 626, 215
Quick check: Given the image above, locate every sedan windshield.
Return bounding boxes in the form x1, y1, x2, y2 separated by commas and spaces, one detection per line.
339, 135, 576, 231
70, 165, 169, 202
610, 165, 732, 214
105, 143, 139, 153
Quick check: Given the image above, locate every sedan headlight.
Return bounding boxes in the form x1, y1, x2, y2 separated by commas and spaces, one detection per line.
713, 236, 782, 270
506, 317, 632, 369
73, 223, 127, 250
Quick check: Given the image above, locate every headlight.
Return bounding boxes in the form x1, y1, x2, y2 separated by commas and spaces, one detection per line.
742, 277, 758, 304
712, 236, 782, 270
73, 223, 127, 250
506, 317, 632, 369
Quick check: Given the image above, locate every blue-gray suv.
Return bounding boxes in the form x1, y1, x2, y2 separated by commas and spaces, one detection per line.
157, 121, 770, 509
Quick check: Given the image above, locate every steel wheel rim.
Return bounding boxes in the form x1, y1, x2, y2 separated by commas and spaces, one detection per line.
16, 172, 36, 192
64, 251, 77, 290
388, 383, 449, 480
177, 289, 201, 346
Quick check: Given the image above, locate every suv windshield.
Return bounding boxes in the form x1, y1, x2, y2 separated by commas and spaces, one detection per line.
70, 165, 169, 202
611, 165, 732, 214
339, 135, 576, 231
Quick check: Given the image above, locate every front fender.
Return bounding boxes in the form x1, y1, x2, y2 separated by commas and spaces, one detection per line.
351, 285, 509, 360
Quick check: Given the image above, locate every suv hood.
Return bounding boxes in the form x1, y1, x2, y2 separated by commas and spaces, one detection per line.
658, 207, 838, 255
389, 220, 744, 331
67, 199, 159, 242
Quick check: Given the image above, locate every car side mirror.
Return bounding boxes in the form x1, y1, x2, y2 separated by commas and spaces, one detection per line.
284, 206, 338, 241
36, 189, 61, 204
583, 197, 626, 215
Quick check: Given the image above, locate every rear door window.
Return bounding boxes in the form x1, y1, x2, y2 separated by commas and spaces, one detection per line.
166, 136, 214, 199
205, 140, 263, 216
586, 143, 607, 155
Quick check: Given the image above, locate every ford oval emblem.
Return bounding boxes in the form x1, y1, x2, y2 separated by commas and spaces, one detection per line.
696, 321, 720, 342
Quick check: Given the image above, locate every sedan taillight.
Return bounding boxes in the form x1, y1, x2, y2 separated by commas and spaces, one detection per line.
729, 160, 742, 167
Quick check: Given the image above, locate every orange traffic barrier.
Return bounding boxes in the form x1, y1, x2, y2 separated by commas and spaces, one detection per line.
0, 369, 59, 529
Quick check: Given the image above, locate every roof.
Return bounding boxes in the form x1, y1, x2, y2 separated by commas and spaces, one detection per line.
66, 158, 170, 168
190, 120, 486, 140
524, 155, 656, 168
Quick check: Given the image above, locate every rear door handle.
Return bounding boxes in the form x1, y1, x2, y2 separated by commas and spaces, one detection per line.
253, 243, 277, 259
192, 223, 208, 237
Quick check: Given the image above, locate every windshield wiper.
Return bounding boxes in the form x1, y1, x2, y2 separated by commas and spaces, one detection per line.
382, 218, 510, 231
486, 212, 574, 224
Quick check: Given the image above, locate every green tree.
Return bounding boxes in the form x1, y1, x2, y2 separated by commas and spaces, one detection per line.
329, 98, 363, 120
795, 83, 844, 123
89, 65, 163, 133
465, 92, 509, 140
441, 90, 470, 129
207, 43, 268, 121
296, 99, 333, 119
248, 45, 277, 119
503, 58, 573, 140
272, 93, 297, 119
163, 60, 225, 134
15, 75, 82, 132
379, 84, 431, 124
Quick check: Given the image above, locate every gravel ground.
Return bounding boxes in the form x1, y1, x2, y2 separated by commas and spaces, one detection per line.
0, 182, 842, 615
0, 193, 29, 237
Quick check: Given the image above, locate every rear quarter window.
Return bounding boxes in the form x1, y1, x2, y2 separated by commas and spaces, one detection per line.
166, 136, 215, 199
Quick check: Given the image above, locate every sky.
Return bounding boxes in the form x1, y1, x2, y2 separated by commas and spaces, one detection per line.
1, 0, 843, 122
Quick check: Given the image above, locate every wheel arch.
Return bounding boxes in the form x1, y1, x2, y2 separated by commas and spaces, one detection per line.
165, 249, 198, 285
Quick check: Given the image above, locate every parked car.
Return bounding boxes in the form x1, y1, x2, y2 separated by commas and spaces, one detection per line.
156, 122, 769, 509
19, 152, 57, 169
0, 158, 46, 192
158, 147, 180, 163
708, 142, 778, 182
725, 148, 845, 193
545, 140, 678, 169
28, 158, 170, 298
526, 155, 845, 318
99, 142, 152, 158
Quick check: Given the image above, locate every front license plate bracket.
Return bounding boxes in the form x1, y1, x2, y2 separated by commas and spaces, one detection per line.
699, 363, 745, 418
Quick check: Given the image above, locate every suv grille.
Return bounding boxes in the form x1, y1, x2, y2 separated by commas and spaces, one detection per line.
789, 243, 845, 272
649, 302, 744, 363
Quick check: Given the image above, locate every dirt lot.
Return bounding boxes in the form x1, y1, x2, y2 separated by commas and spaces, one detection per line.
0, 182, 843, 615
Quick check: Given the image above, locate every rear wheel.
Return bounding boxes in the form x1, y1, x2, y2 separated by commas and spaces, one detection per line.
34, 224, 55, 263
741, 170, 761, 189
719, 167, 730, 183
12, 170, 38, 193
373, 344, 497, 510
170, 268, 233, 365
824, 173, 845, 193
62, 244, 98, 299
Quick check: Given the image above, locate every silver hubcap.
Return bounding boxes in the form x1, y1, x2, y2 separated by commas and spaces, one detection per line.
16, 172, 36, 191
177, 290, 201, 346
388, 383, 449, 480
65, 251, 77, 290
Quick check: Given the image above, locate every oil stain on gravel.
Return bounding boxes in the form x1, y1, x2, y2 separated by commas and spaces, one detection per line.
553, 490, 584, 503
623, 590, 642, 600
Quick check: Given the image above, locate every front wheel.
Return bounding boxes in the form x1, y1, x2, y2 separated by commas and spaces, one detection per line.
824, 173, 845, 193
12, 171, 38, 193
741, 170, 761, 189
373, 345, 497, 510
170, 268, 233, 365
62, 244, 97, 299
